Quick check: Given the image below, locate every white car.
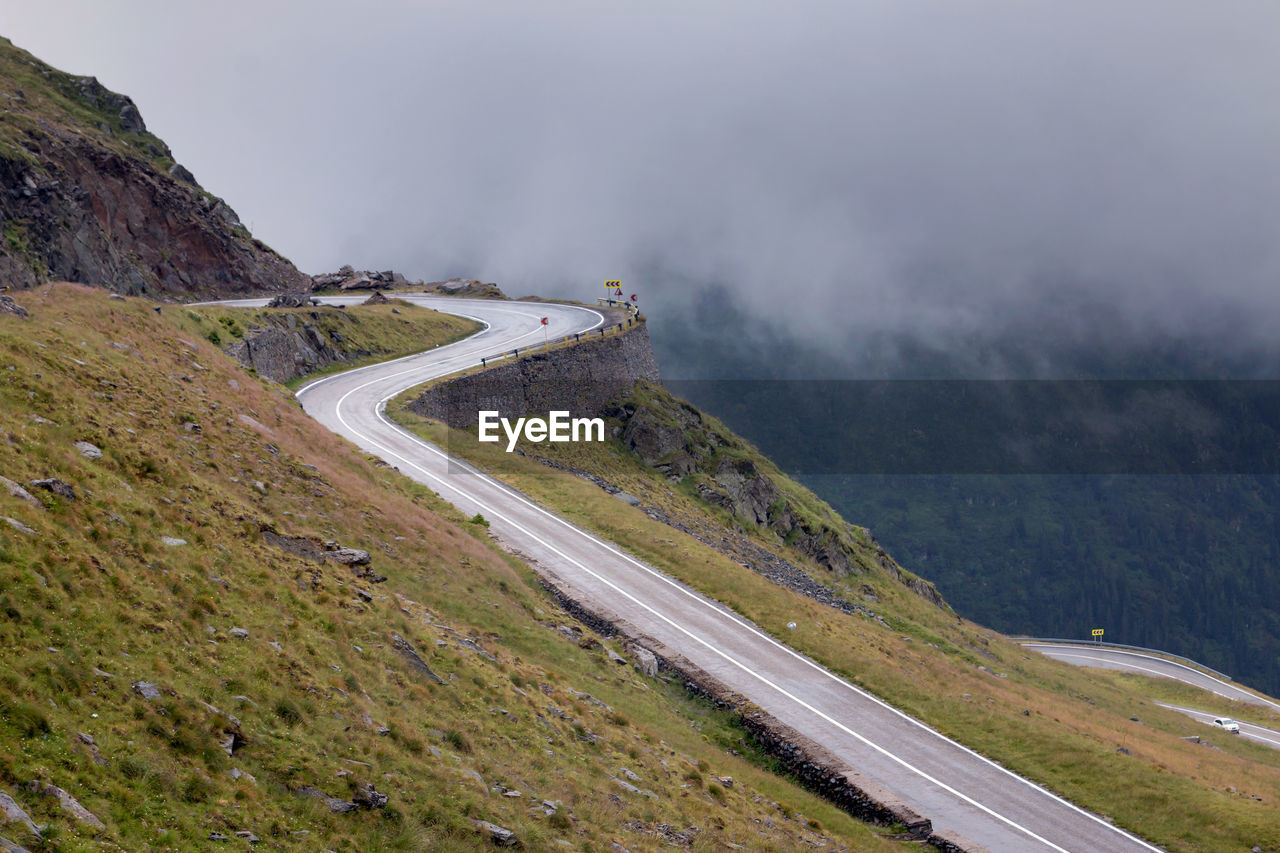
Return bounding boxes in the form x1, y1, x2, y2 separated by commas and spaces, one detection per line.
1212, 717, 1241, 734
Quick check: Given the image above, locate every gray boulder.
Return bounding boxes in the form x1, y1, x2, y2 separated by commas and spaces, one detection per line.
625, 642, 659, 678
3, 518, 35, 536
352, 783, 388, 810
474, 820, 519, 847
265, 291, 312, 309
0, 792, 39, 838
24, 783, 105, 831
74, 441, 102, 460
0, 832, 32, 853
131, 681, 162, 701
326, 547, 371, 566
0, 477, 40, 507
297, 786, 356, 814
0, 296, 28, 318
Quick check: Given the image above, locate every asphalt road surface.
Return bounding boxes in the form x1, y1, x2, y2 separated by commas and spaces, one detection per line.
1020, 642, 1280, 713
233, 293, 1164, 852
1155, 702, 1280, 751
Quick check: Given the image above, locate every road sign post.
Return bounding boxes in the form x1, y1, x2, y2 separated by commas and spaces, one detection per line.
1091, 628, 1104, 644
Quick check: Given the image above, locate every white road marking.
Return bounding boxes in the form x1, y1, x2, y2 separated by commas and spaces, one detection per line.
295, 300, 1163, 852
1045, 652, 1240, 702
347, 400, 1070, 850
1025, 644, 1280, 712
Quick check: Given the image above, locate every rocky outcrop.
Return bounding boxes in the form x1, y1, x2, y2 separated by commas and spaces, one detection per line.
224, 310, 368, 384
266, 291, 318, 308
22, 782, 105, 831
615, 394, 861, 575
260, 526, 385, 583
0, 38, 309, 297
0, 295, 28, 318
408, 320, 660, 428
391, 633, 447, 685
226, 323, 345, 384
297, 783, 387, 814
0, 791, 40, 838
311, 266, 421, 292
424, 278, 507, 299
611, 385, 947, 606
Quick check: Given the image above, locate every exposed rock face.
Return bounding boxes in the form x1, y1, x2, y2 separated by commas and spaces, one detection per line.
297, 786, 357, 814
0, 39, 309, 298
408, 321, 661, 428
621, 404, 690, 466
131, 680, 161, 701
0, 135, 309, 297
711, 458, 777, 525
610, 384, 944, 603
166, 162, 199, 186
226, 321, 349, 384
390, 633, 447, 685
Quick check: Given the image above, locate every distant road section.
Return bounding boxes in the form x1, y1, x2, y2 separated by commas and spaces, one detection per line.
1155, 702, 1280, 751
214, 293, 1166, 852
1020, 642, 1280, 712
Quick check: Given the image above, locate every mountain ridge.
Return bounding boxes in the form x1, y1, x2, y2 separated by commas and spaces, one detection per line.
0, 37, 308, 297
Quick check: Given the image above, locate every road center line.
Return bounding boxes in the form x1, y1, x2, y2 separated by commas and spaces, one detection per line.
299, 299, 1161, 852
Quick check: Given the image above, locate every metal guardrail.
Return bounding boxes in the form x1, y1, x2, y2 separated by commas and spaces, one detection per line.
1011, 636, 1232, 682
478, 316, 639, 368
597, 297, 638, 313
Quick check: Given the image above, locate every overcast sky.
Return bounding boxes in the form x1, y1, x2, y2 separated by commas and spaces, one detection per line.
6, 1, 1280, 366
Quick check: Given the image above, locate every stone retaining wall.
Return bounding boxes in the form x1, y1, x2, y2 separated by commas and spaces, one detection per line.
406, 320, 660, 428
532, 573, 986, 853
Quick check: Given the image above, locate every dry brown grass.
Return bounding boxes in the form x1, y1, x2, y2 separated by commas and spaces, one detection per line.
0, 283, 913, 852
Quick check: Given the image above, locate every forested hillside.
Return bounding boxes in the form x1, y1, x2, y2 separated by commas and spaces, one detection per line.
653, 291, 1280, 699
812, 474, 1280, 695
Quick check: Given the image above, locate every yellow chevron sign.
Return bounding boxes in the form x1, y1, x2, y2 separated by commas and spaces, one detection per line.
604, 280, 622, 291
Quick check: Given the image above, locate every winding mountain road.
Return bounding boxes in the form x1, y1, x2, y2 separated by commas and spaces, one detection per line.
1020, 642, 1280, 712
228, 293, 1163, 852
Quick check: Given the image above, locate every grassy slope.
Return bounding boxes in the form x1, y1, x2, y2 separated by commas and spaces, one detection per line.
0, 283, 917, 852
389, 383, 1280, 853
170, 300, 482, 388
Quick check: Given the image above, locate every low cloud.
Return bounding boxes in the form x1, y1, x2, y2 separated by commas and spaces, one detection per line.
8, 1, 1280, 369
